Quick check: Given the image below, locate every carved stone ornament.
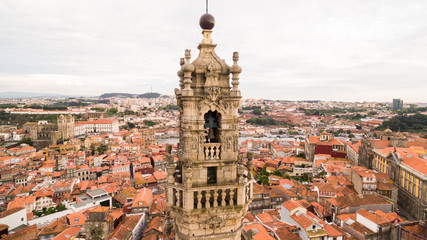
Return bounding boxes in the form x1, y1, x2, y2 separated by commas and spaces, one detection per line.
232, 135, 238, 152
197, 97, 228, 115
191, 136, 198, 150
174, 88, 180, 96
206, 86, 220, 102
237, 153, 243, 164
204, 216, 225, 229
183, 157, 192, 168
166, 154, 174, 164
226, 136, 232, 150
206, 64, 218, 79
184, 170, 192, 187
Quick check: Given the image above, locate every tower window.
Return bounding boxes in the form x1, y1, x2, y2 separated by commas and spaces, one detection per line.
204, 111, 220, 143
207, 167, 217, 184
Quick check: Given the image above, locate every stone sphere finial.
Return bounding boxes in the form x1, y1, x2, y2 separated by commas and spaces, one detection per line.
199, 13, 215, 30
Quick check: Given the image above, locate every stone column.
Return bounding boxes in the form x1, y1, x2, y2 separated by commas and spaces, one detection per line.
176, 190, 181, 207
205, 191, 211, 208
197, 191, 202, 209
237, 186, 244, 205
221, 189, 226, 207
183, 191, 194, 210
213, 189, 219, 207
230, 189, 235, 206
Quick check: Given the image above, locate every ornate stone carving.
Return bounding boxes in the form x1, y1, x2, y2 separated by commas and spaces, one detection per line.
182, 49, 194, 95
178, 57, 185, 89
197, 97, 228, 115
183, 157, 192, 168
226, 135, 232, 150
166, 153, 174, 164
230, 51, 242, 93
184, 169, 192, 187
191, 136, 198, 150
206, 86, 220, 102
204, 216, 225, 229
232, 134, 238, 152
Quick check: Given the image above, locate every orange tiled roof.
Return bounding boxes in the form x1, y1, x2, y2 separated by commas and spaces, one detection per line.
131, 188, 153, 209
52, 226, 83, 240
0, 206, 25, 218
256, 212, 274, 223
374, 210, 406, 223
66, 212, 87, 226
357, 209, 389, 225
244, 223, 276, 240
0, 224, 38, 240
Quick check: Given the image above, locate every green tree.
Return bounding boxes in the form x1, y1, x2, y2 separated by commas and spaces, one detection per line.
257, 175, 269, 185
91, 107, 106, 111
378, 114, 427, 132
271, 170, 283, 177
252, 109, 263, 115
18, 137, 33, 146
124, 110, 135, 115
108, 108, 118, 115
143, 120, 158, 127
56, 204, 66, 211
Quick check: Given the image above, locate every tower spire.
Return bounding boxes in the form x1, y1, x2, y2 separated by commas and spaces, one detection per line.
206, 0, 208, 13
167, 8, 252, 240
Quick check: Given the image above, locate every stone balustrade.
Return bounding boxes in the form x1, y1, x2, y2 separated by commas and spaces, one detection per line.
203, 143, 221, 160
193, 187, 237, 209
169, 185, 243, 210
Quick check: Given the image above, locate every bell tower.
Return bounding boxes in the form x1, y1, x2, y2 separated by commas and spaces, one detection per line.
166, 12, 253, 240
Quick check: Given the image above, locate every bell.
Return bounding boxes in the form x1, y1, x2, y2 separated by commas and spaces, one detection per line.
208, 128, 215, 139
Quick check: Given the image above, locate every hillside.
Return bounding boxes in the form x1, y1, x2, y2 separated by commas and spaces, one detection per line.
100, 92, 161, 98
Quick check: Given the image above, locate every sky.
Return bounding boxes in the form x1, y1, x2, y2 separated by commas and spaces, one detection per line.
0, 0, 426, 102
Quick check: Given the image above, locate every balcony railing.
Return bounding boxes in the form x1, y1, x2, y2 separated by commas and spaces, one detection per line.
169, 186, 239, 210
193, 188, 237, 209
203, 143, 221, 160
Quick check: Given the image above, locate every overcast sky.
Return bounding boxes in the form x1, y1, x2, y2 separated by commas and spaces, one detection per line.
0, 0, 426, 102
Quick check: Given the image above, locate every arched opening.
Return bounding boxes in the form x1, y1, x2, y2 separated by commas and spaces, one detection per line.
204, 110, 221, 143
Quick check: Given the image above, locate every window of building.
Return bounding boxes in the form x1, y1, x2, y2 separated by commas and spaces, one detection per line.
204, 111, 221, 143
207, 167, 217, 184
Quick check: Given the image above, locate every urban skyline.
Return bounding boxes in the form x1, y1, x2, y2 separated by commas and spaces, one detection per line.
1, 1, 427, 240
1, 0, 426, 102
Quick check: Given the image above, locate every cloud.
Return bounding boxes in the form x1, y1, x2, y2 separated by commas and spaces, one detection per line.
0, 0, 426, 102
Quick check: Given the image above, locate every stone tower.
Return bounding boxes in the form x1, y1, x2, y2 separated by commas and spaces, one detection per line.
57, 114, 75, 141
166, 13, 253, 240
